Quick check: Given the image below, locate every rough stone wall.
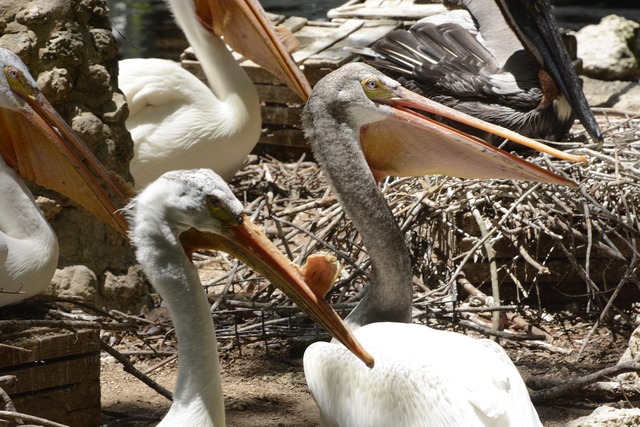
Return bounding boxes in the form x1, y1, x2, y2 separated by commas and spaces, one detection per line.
0, 0, 150, 312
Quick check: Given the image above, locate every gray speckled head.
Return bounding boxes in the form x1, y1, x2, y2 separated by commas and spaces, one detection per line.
0, 48, 40, 110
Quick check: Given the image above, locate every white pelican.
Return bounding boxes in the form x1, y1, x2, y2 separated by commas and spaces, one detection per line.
119, 0, 311, 189
126, 168, 372, 426
0, 48, 129, 306
349, 0, 603, 144
301, 63, 581, 426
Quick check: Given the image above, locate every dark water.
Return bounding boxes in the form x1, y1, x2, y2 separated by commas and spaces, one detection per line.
108, 0, 345, 60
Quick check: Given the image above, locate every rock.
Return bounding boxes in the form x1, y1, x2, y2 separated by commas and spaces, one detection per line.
46, 265, 152, 313
101, 266, 152, 314
582, 76, 640, 112
564, 406, 640, 427
48, 265, 99, 304
576, 15, 640, 81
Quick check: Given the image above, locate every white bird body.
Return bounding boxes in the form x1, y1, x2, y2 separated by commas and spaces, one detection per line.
128, 171, 230, 426
301, 63, 550, 426
305, 322, 540, 427
0, 156, 58, 306
120, 0, 261, 189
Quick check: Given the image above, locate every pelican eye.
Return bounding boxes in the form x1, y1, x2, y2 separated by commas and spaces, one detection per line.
5, 66, 19, 80
206, 195, 241, 225
206, 195, 222, 209
4, 66, 33, 100
361, 77, 393, 101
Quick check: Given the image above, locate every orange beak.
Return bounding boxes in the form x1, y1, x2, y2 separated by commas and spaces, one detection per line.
195, 0, 311, 101
181, 217, 375, 368
360, 81, 586, 186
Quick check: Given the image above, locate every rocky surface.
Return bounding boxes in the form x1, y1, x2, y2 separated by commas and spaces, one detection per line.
576, 15, 640, 81
565, 406, 640, 427
0, 0, 149, 312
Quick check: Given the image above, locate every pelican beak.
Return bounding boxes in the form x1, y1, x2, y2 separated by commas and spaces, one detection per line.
494, 0, 602, 144
360, 78, 586, 186
180, 216, 375, 368
0, 64, 131, 236
195, 0, 311, 101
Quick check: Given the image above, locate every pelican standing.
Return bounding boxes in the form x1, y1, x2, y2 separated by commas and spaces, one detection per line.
126, 168, 371, 426
349, 0, 602, 144
119, 0, 311, 189
300, 63, 578, 426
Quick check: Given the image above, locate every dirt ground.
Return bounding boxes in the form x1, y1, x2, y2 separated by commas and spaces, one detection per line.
99, 309, 634, 427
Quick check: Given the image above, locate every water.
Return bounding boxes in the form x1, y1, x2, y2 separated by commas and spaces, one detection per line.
108, 0, 346, 60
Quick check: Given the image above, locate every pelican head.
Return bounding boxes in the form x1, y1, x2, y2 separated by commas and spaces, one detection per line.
304, 63, 586, 186
0, 48, 130, 235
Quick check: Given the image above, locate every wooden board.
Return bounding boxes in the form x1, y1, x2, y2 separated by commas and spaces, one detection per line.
328, 0, 447, 21
0, 328, 101, 427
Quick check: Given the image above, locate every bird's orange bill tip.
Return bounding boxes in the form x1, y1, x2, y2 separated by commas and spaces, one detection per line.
180, 216, 375, 368
387, 87, 589, 165
195, 0, 311, 101
300, 253, 341, 299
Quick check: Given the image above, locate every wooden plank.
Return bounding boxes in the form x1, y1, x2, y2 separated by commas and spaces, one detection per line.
261, 105, 303, 127
291, 19, 365, 63
3, 353, 100, 394
259, 128, 306, 148
281, 15, 308, 33
328, 0, 446, 20
305, 19, 400, 68
12, 381, 101, 427
255, 83, 304, 106
0, 329, 100, 368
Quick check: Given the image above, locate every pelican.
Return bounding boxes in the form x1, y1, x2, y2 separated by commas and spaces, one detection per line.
0, 48, 129, 306
0, 49, 372, 381
126, 168, 373, 426
300, 63, 578, 425
349, 0, 603, 145
119, 0, 311, 189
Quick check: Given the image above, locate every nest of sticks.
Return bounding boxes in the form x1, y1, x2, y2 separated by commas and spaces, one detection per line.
2, 112, 638, 422
178, 109, 639, 352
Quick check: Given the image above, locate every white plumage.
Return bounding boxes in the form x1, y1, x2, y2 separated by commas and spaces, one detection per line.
120, 0, 261, 189
305, 323, 541, 426
0, 156, 58, 306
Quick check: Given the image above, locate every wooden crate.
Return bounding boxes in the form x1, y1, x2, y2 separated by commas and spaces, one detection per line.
327, 0, 446, 22
0, 328, 101, 427
181, 15, 400, 150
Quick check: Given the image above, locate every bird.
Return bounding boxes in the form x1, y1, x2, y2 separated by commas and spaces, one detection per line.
0, 49, 371, 377
0, 48, 129, 306
0, 155, 58, 306
119, 0, 311, 189
125, 168, 372, 426
348, 0, 603, 145
300, 63, 578, 426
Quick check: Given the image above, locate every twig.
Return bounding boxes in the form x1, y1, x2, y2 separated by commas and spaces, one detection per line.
530, 361, 640, 403
100, 340, 173, 401
0, 410, 69, 427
